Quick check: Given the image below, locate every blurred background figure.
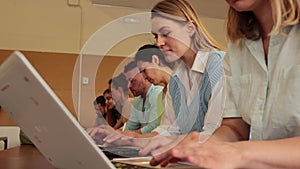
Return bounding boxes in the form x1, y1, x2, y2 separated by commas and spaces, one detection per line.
103, 88, 122, 129
93, 95, 107, 127
135, 44, 174, 94
110, 73, 131, 129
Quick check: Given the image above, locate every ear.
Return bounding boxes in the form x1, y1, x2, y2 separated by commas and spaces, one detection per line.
186, 21, 196, 37
152, 55, 160, 65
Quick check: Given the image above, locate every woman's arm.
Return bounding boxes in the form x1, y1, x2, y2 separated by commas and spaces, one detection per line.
211, 117, 250, 142
235, 136, 300, 168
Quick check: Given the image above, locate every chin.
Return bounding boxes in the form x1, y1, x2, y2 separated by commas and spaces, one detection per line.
165, 56, 177, 63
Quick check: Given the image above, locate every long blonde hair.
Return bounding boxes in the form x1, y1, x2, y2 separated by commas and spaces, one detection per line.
227, 0, 300, 42
151, 0, 226, 51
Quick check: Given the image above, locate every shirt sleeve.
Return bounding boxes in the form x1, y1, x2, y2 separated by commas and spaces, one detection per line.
201, 75, 224, 136
153, 86, 181, 136
222, 45, 243, 118
140, 117, 159, 134
124, 101, 141, 131
140, 88, 164, 134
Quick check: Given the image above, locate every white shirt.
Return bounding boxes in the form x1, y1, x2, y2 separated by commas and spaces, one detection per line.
223, 24, 300, 140
154, 50, 224, 136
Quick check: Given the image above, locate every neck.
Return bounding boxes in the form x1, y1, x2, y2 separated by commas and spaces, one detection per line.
253, 1, 273, 63
161, 67, 172, 85
253, 1, 274, 36
181, 48, 196, 69
142, 82, 152, 100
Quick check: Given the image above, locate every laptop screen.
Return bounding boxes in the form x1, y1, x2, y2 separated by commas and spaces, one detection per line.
0, 51, 115, 169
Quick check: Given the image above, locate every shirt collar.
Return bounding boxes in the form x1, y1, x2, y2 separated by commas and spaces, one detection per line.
192, 50, 209, 73
173, 50, 209, 76
146, 84, 154, 98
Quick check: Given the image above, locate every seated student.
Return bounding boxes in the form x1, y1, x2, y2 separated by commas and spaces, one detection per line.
103, 89, 121, 128
135, 44, 174, 94
93, 95, 107, 127
118, 44, 174, 138
121, 60, 165, 134
110, 73, 131, 129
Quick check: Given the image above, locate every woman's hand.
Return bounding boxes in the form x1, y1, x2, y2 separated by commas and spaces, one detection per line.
149, 131, 242, 168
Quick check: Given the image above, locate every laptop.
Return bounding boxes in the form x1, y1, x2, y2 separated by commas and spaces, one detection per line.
0, 51, 199, 169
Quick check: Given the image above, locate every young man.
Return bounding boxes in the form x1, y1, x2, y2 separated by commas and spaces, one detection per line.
122, 61, 164, 134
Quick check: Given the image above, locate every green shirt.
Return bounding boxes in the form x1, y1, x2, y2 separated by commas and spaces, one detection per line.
124, 84, 164, 134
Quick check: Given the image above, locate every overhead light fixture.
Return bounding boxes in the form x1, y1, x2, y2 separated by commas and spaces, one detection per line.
123, 17, 141, 24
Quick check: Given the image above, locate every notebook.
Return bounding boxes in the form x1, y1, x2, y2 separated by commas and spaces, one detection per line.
0, 51, 199, 169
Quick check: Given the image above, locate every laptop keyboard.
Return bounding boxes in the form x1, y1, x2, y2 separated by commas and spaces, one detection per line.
112, 161, 153, 169
101, 146, 154, 168
101, 146, 152, 159
102, 147, 141, 158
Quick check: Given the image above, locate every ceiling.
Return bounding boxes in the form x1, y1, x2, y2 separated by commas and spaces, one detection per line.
91, 0, 228, 19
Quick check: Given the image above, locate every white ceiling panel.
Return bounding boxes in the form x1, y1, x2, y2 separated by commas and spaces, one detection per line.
91, 0, 228, 19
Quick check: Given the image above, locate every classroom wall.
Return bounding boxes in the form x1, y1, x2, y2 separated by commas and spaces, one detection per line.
0, 50, 126, 126
0, 0, 227, 127
0, 0, 227, 54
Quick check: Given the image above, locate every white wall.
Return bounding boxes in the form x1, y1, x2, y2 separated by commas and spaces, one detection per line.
0, 0, 227, 56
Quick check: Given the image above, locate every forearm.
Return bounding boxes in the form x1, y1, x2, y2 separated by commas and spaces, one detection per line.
210, 118, 250, 142
113, 118, 124, 129
124, 120, 140, 131
141, 119, 159, 134
237, 137, 300, 168
136, 131, 159, 138
210, 125, 244, 142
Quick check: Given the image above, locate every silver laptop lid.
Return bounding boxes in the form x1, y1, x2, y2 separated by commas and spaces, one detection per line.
0, 51, 115, 169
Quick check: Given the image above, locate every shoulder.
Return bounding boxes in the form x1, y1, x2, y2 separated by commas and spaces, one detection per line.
287, 23, 300, 37
147, 85, 164, 101
150, 85, 164, 93
208, 49, 226, 61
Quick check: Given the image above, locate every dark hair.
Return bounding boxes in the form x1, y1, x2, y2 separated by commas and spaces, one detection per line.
134, 44, 174, 68
111, 73, 128, 94
123, 60, 137, 73
108, 78, 112, 85
95, 95, 106, 106
103, 88, 111, 95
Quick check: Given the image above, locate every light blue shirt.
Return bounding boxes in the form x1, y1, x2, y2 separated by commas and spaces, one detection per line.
124, 84, 164, 134
223, 24, 300, 140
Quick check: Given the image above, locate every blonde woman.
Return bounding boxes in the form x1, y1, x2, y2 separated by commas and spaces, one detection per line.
148, 0, 226, 137
147, 0, 300, 168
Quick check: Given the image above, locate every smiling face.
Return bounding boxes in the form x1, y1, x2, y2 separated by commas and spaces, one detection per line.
104, 92, 115, 110
151, 16, 193, 63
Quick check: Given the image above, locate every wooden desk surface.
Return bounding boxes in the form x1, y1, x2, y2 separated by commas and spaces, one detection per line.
0, 145, 55, 169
